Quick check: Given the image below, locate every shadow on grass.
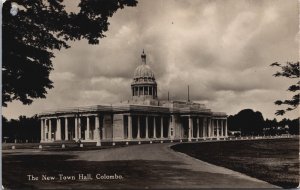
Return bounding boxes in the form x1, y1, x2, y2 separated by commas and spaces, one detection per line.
171, 138, 299, 189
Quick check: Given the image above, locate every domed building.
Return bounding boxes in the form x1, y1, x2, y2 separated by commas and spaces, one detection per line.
131, 50, 157, 100
38, 51, 228, 145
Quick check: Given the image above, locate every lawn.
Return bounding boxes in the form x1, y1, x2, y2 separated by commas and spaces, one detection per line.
171, 138, 299, 188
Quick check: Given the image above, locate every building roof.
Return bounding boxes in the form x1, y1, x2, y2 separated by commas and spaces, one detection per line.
133, 50, 156, 81
38, 101, 227, 118
133, 64, 155, 79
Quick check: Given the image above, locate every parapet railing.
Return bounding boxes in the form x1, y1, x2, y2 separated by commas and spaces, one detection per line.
38, 105, 225, 117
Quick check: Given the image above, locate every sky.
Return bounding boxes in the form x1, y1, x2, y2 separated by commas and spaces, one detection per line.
3, 0, 299, 120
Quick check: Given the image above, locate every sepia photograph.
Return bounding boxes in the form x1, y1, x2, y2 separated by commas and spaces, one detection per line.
1, 0, 299, 189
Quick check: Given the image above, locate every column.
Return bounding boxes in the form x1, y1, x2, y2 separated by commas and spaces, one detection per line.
44, 119, 48, 140
211, 119, 216, 137
202, 118, 206, 137
211, 119, 214, 137
65, 117, 69, 140
225, 119, 228, 137
191, 118, 194, 138
197, 118, 200, 138
40, 119, 44, 142
202, 118, 207, 137
216, 119, 219, 139
49, 119, 52, 141
153, 117, 157, 138
208, 118, 214, 137
168, 116, 173, 138
204, 118, 207, 137
188, 116, 192, 142
180, 117, 183, 138
202, 118, 205, 137
145, 116, 149, 139
75, 117, 78, 140
95, 115, 101, 146
78, 117, 82, 139
210, 119, 213, 137
102, 116, 106, 140
147, 86, 150, 95
160, 117, 164, 138
128, 115, 132, 139
152, 87, 154, 98
137, 116, 140, 139
56, 118, 61, 140
86, 116, 90, 140
223, 120, 226, 136
221, 119, 224, 137
207, 118, 211, 137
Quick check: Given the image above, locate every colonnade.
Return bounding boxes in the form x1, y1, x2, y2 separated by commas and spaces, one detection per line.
186, 117, 227, 141
132, 86, 157, 97
40, 115, 101, 142
40, 114, 227, 142
211, 118, 228, 138
125, 115, 170, 140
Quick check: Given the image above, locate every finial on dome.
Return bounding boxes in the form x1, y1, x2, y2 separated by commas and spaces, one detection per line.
141, 49, 146, 64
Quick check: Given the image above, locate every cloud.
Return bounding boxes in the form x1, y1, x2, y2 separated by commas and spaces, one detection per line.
3, 0, 298, 120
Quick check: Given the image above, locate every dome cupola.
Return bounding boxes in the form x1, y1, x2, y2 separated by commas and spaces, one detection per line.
133, 50, 155, 79
131, 50, 157, 99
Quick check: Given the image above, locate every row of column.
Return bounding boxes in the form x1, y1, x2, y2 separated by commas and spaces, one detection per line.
132, 86, 157, 97
41, 115, 227, 142
40, 115, 102, 142
127, 115, 170, 140
210, 119, 227, 138
188, 117, 227, 141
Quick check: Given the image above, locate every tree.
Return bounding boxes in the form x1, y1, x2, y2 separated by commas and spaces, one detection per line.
2, 0, 137, 106
270, 62, 299, 115
227, 115, 240, 131
228, 109, 265, 135
289, 118, 300, 135
3, 115, 40, 142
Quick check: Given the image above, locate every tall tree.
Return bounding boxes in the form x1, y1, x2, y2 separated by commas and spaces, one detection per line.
2, 0, 137, 106
228, 109, 265, 135
270, 62, 299, 115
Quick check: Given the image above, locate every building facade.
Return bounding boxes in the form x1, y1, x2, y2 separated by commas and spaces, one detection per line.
39, 51, 227, 144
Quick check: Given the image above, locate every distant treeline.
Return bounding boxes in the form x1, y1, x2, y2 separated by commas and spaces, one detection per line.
2, 109, 299, 142
228, 109, 299, 136
2, 115, 40, 143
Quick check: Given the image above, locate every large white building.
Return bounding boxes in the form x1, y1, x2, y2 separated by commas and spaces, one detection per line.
39, 51, 228, 145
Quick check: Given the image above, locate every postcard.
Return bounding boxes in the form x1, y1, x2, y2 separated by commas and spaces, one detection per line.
2, 0, 299, 189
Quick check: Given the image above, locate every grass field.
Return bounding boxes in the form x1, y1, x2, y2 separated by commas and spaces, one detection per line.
171, 138, 299, 188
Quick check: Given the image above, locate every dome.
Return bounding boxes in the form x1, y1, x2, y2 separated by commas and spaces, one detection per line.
131, 50, 158, 99
133, 64, 155, 79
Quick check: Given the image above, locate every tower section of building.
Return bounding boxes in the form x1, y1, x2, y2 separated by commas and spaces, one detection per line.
131, 50, 157, 100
